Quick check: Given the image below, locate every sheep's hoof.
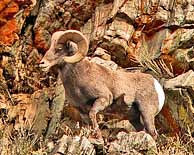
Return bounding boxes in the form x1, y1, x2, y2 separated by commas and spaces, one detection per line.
88, 127, 104, 144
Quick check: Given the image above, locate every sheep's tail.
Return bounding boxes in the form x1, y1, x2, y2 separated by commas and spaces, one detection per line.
153, 78, 165, 115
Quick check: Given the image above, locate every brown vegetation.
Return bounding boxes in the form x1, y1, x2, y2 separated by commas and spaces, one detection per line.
0, 0, 193, 154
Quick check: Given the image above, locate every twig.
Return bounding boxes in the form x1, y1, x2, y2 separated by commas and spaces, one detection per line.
6, 89, 15, 105
0, 82, 15, 105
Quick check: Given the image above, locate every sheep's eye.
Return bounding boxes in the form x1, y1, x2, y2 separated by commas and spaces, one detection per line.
55, 44, 64, 53
56, 47, 63, 51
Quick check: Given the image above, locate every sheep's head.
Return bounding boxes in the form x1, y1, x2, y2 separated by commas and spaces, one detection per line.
40, 30, 88, 72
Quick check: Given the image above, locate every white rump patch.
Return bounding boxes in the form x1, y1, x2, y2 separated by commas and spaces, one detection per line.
153, 78, 165, 114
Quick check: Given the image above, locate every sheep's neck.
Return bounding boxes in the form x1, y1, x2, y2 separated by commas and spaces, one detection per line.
59, 59, 88, 84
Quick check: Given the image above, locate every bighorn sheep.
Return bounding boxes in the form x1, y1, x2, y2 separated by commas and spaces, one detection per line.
40, 30, 165, 141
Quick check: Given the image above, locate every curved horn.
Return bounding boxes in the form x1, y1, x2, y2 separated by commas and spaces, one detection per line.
56, 30, 89, 63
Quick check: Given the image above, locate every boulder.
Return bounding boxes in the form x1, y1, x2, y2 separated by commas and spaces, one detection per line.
107, 131, 157, 155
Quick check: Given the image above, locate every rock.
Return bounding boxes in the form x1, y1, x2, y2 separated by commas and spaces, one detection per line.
126, 28, 170, 68
0, 0, 34, 45
155, 0, 194, 26
160, 29, 194, 75
90, 46, 118, 71
108, 0, 126, 20
34, 27, 51, 51
91, 47, 119, 70
185, 3, 194, 23
164, 70, 194, 90
81, 19, 93, 43
173, 2, 185, 26
45, 79, 65, 138
174, 47, 194, 70
91, 57, 118, 71
161, 29, 194, 54
105, 17, 134, 42
120, 0, 138, 22
172, 48, 192, 71
93, 47, 111, 61
29, 89, 51, 135
91, 3, 113, 41
157, 88, 194, 135
34, 0, 101, 51
101, 119, 136, 133
155, 3, 168, 23
156, 70, 194, 135
107, 131, 157, 155
51, 135, 96, 155
0, 1, 19, 45
145, 29, 169, 59
1, 1, 194, 154
0, 89, 51, 135
101, 17, 134, 66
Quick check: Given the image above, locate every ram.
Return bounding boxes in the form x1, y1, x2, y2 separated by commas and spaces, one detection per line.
40, 30, 165, 141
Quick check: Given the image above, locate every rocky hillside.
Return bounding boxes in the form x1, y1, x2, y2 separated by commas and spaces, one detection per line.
0, 0, 193, 154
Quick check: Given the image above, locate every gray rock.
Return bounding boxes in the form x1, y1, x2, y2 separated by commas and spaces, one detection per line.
159, 70, 194, 134
161, 29, 194, 54
90, 57, 118, 71
51, 135, 95, 155
164, 70, 194, 89
107, 131, 157, 155
93, 47, 111, 61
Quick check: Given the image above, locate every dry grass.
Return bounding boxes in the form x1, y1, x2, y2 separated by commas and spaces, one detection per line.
133, 39, 174, 79
157, 129, 193, 155
0, 122, 193, 155
0, 119, 94, 155
0, 125, 48, 155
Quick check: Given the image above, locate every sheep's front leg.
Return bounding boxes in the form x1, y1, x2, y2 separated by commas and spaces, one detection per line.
89, 96, 112, 140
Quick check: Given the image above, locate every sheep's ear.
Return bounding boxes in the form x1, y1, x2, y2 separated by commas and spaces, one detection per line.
65, 41, 78, 56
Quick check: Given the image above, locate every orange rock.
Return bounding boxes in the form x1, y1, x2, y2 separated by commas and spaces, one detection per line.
161, 105, 180, 136
0, 1, 19, 19
160, 54, 189, 75
15, 0, 32, 6
0, 0, 12, 11
0, 0, 11, 25
34, 29, 49, 51
0, 0, 33, 45
0, 0, 20, 45
0, 19, 18, 45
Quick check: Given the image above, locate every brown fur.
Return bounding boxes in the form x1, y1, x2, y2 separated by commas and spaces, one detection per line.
57, 58, 159, 139
40, 31, 161, 140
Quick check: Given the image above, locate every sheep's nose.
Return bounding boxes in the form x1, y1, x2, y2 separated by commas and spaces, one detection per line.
39, 59, 50, 72
39, 60, 44, 65
39, 60, 45, 67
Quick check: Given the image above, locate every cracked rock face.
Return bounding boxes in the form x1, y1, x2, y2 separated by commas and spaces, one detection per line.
107, 131, 157, 155
50, 135, 96, 155
0, 0, 194, 148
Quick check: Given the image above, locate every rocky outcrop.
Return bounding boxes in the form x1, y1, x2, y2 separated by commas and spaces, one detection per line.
161, 70, 194, 134
107, 131, 157, 155
49, 135, 96, 155
45, 131, 156, 155
0, 0, 194, 154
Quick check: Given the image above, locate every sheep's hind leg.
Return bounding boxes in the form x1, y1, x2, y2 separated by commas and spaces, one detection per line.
142, 112, 158, 139
137, 101, 158, 139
